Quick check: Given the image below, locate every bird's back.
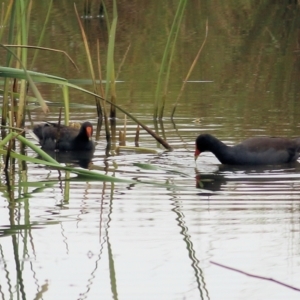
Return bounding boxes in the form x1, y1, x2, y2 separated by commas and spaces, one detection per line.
229, 137, 300, 165
33, 123, 82, 151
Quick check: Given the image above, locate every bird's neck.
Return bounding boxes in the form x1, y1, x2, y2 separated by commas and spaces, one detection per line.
209, 138, 232, 163
76, 131, 89, 141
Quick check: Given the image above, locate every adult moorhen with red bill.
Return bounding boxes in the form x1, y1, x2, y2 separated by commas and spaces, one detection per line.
33, 121, 95, 151
195, 134, 300, 165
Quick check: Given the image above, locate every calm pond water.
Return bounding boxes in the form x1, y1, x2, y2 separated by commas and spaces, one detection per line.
1, 1, 300, 299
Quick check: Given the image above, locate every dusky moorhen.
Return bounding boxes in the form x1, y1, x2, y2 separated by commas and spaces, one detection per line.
33, 121, 94, 151
195, 134, 300, 165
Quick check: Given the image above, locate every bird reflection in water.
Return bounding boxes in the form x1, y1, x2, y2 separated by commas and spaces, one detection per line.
195, 162, 300, 192
38, 149, 94, 169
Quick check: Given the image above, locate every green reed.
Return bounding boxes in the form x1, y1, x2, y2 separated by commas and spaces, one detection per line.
154, 0, 187, 119
74, 3, 102, 119
0, 0, 173, 180
106, 0, 118, 119
0, 65, 173, 152
0, 0, 50, 127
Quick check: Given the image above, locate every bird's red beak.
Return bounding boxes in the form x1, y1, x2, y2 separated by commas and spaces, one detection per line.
194, 148, 200, 161
86, 126, 93, 138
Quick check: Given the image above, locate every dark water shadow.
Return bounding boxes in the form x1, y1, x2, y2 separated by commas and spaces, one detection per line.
38, 150, 94, 169
217, 162, 300, 174
195, 162, 300, 192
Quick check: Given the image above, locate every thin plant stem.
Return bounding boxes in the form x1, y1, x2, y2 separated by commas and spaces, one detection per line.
116, 43, 131, 80
171, 19, 208, 119
30, 0, 53, 69
5, 45, 79, 70
74, 3, 102, 117
154, 0, 186, 119
106, 0, 118, 119
159, 0, 187, 119
211, 261, 300, 292
97, 38, 110, 142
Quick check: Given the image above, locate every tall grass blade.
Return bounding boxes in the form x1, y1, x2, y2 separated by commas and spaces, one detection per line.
97, 39, 110, 141
74, 3, 102, 117
1, 0, 16, 126
101, 2, 110, 37
16, 0, 30, 127
0, 46, 49, 115
154, 0, 187, 119
0, 0, 14, 42
62, 85, 70, 125
159, 0, 187, 119
106, 0, 118, 119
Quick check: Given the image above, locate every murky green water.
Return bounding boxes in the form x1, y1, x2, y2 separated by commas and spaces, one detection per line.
1, 1, 300, 299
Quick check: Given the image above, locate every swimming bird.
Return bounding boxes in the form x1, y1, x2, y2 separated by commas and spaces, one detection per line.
33, 121, 94, 151
195, 134, 300, 165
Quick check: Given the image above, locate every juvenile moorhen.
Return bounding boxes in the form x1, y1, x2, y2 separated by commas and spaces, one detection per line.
195, 134, 300, 165
33, 121, 95, 151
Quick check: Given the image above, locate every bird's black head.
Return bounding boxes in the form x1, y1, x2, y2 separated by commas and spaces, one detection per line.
195, 134, 216, 153
80, 122, 93, 138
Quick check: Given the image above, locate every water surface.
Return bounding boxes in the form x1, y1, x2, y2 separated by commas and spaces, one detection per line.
1, 1, 300, 299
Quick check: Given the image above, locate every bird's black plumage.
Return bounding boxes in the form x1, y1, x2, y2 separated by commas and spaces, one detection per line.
33, 122, 95, 151
195, 134, 300, 165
